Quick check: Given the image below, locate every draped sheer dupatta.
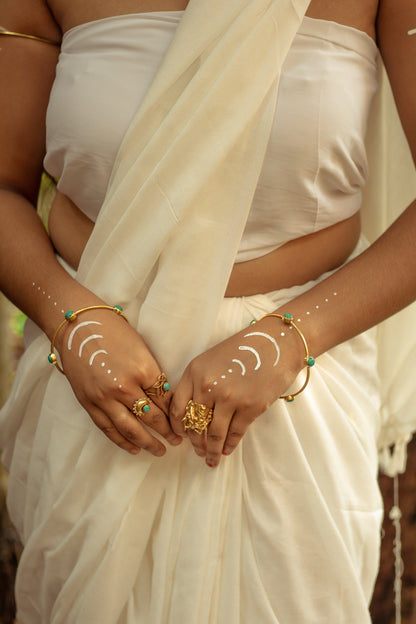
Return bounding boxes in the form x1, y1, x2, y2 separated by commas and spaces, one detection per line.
76, 0, 311, 382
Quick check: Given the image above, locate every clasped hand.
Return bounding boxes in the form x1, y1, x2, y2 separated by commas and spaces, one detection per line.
58, 311, 302, 466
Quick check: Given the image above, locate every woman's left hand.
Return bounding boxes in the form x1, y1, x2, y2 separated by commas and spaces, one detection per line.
169, 317, 305, 467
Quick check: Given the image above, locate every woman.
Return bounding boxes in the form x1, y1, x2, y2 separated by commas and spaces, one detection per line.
0, 0, 415, 621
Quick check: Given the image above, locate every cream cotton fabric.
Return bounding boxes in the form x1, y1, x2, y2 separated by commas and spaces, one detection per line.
1, 0, 416, 621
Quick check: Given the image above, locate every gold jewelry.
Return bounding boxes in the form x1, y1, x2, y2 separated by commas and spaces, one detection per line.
182, 399, 213, 434
251, 313, 315, 402
144, 373, 170, 398
0, 29, 59, 46
48, 305, 129, 374
132, 397, 151, 417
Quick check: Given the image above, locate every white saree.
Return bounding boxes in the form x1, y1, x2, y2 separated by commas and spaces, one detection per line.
1, 0, 416, 621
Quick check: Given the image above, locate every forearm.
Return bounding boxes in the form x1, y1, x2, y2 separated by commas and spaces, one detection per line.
270, 199, 416, 362
0, 189, 103, 341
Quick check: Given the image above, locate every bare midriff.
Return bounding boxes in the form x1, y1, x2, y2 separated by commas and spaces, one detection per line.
225, 212, 361, 296
49, 195, 362, 297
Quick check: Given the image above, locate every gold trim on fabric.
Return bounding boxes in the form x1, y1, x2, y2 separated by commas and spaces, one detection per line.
0, 29, 59, 46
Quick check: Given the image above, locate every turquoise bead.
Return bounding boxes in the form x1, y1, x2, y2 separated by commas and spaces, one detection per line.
48, 354, 55, 364
306, 357, 315, 367
163, 382, 170, 392
143, 404, 151, 413
283, 313, 293, 321
114, 305, 123, 312
65, 310, 74, 319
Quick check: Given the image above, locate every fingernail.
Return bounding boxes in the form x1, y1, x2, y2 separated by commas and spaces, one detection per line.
154, 447, 166, 457
206, 460, 217, 468
195, 449, 206, 457
170, 436, 183, 446
130, 448, 141, 455
222, 448, 231, 456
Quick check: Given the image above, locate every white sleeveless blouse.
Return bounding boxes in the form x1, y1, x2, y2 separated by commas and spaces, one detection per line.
44, 12, 378, 262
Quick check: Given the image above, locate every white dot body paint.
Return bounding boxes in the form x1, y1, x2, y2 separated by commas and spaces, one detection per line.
243, 331, 280, 367
238, 345, 262, 370
101, 362, 105, 368
232, 358, 246, 376
78, 334, 104, 358
408, 28, 416, 35
89, 349, 108, 366
67, 320, 103, 350
228, 369, 233, 373
221, 375, 226, 379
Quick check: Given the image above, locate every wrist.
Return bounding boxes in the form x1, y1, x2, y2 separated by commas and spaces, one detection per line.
48, 303, 129, 374
251, 312, 315, 401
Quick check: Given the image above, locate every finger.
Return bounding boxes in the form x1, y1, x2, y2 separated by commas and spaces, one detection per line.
95, 400, 168, 457
88, 403, 142, 455
221, 412, 249, 457
143, 371, 173, 415
168, 374, 195, 437
122, 384, 182, 447
202, 402, 234, 468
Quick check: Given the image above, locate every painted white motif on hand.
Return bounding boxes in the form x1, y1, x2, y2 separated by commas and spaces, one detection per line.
408, 28, 416, 35
32, 281, 65, 313
78, 334, 104, 358
232, 358, 246, 376
67, 320, 102, 350
207, 290, 339, 394
89, 349, 109, 366
238, 345, 262, 370
243, 331, 280, 366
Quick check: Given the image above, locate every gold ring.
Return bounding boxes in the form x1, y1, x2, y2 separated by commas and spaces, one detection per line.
182, 399, 213, 434
132, 397, 151, 417
144, 373, 170, 398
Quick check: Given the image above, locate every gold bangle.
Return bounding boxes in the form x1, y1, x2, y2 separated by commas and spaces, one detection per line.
48, 305, 129, 374
251, 312, 315, 402
0, 29, 60, 46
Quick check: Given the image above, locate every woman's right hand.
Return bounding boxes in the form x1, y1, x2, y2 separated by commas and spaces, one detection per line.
55, 305, 182, 456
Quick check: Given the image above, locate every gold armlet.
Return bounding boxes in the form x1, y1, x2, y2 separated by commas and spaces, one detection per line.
0, 29, 60, 46
251, 312, 315, 402
48, 305, 129, 374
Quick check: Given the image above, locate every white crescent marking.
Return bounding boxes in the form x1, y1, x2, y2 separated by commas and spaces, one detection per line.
89, 349, 108, 366
78, 334, 103, 358
238, 345, 261, 370
68, 321, 102, 350
244, 331, 280, 366
232, 359, 246, 376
